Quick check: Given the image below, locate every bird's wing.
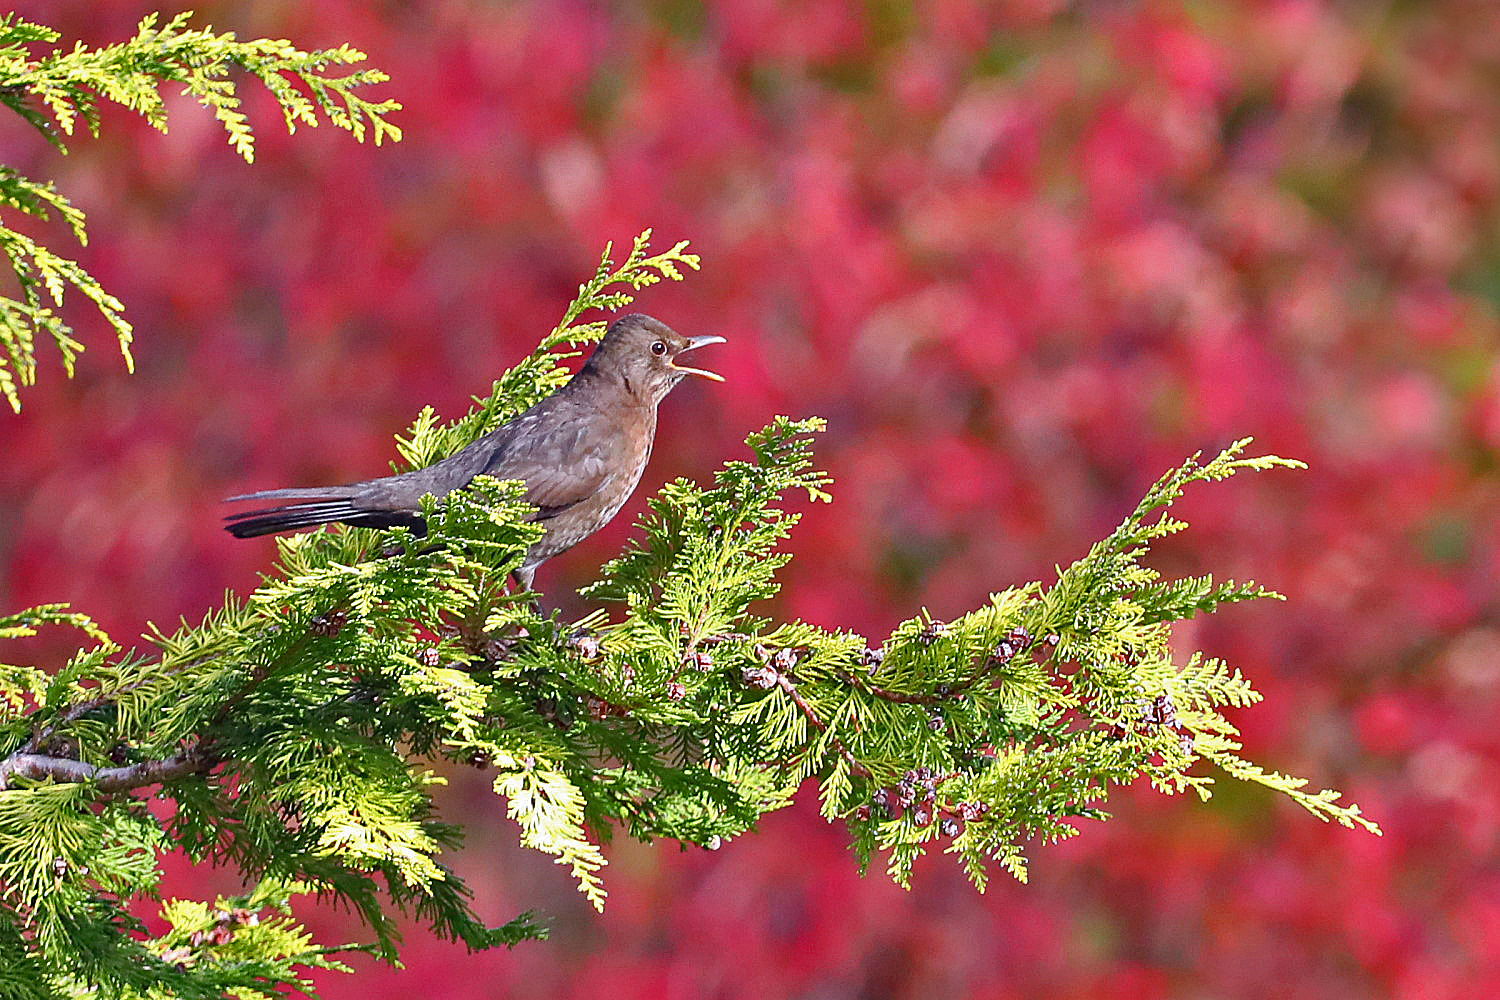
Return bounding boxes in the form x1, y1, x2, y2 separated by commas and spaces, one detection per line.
479, 403, 617, 519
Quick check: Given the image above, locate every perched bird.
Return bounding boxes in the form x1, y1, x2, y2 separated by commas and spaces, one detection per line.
223, 313, 725, 590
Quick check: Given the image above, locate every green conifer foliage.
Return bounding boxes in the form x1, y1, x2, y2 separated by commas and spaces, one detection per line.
0, 11, 401, 412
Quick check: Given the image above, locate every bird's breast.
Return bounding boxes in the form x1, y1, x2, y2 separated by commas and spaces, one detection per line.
522, 403, 657, 562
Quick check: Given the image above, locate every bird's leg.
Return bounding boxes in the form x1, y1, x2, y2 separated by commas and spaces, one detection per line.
510, 564, 544, 616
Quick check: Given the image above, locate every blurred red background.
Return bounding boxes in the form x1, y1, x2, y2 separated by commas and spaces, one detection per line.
2, 1, 1496, 997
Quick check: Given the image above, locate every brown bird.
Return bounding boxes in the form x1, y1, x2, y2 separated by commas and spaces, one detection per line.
223, 314, 725, 590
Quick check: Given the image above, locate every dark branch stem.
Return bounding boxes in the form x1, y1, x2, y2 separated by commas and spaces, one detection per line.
0, 744, 211, 792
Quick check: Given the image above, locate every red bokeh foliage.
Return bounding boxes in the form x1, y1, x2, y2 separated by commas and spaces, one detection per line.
1, 1, 1497, 997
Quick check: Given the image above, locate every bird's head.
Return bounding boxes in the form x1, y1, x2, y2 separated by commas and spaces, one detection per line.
584, 313, 725, 404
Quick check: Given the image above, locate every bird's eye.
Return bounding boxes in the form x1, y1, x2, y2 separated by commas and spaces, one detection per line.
650, 340, 667, 356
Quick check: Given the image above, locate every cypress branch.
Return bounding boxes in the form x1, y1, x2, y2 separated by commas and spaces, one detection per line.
0, 234, 1375, 994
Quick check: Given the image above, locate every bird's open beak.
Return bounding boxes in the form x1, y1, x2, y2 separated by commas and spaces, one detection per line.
671, 334, 727, 381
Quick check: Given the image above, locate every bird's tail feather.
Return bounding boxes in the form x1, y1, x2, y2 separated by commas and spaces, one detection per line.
223, 486, 360, 504
223, 488, 425, 539
223, 499, 359, 539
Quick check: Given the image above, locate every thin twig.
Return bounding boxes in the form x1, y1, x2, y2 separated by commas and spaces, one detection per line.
18, 648, 230, 756
18, 694, 114, 756
835, 670, 941, 705
209, 628, 317, 728
774, 673, 870, 779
